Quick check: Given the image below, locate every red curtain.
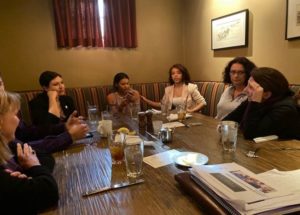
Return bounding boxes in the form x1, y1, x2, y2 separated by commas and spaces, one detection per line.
103, 0, 137, 48
53, 0, 103, 48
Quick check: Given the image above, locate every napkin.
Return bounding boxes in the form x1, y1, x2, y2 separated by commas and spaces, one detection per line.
162, 121, 185, 129
143, 149, 180, 168
125, 136, 154, 146
167, 113, 192, 121
144, 140, 156, 146
253, 135, 278, 143
151, 109, 162, 114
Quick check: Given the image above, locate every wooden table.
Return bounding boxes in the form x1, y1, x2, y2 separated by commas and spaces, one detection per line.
42, 114, 300, 215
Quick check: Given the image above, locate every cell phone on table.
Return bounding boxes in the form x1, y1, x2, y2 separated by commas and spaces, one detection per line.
85, 132, 93, 138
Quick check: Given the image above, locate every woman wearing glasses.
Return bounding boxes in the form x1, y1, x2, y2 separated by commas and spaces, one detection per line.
224, 67, 300, 140
216, 57, 256, 120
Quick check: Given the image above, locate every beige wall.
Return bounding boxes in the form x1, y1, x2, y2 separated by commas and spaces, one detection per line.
1, 0, 300, 91
0, 0, 183, 91
184, 0, 300, 83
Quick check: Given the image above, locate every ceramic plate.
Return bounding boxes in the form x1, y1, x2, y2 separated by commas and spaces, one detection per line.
173, 152, 208, 167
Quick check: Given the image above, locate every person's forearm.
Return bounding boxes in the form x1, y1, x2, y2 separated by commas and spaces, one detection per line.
142, 97, 160, 108
48, 98, 60, 117
187, 102, 205, 113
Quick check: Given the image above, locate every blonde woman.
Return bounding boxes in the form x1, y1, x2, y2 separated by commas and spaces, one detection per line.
0, 91, 58, 214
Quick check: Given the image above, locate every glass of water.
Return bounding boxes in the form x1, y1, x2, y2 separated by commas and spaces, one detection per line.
220, 121, 238, 152
87, 104, 100, 132
129, 103, 140, 121
124, 136, 144, 178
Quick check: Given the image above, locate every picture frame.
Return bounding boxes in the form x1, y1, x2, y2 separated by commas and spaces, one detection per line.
211, 9, 249, 50
285, 0, 300, 40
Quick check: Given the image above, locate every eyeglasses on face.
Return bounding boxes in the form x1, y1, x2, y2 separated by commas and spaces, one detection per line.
229, 70, 245, 76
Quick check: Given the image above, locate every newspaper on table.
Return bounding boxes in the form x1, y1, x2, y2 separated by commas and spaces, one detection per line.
190, 162, 300, 215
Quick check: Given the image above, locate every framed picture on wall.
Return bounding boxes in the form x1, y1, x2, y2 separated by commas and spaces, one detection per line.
211, 9, 249, 50
286, 0, 300, 40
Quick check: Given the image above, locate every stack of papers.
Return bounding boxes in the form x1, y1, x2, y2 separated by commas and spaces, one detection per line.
190, 163, 300, 214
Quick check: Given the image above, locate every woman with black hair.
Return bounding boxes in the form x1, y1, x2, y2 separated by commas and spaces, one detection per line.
107, 72, 140, 115
216, 57, 257, 119
29, 71, 75, 126
141, 64, 206, 113
224, 67, 300, 140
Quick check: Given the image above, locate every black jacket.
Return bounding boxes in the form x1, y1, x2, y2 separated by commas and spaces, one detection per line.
0, 164, 59, 215
223, 96, 300, 140
29, 91, 75, 126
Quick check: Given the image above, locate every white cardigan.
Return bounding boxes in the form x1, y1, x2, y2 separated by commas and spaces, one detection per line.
161, 83, 206, 111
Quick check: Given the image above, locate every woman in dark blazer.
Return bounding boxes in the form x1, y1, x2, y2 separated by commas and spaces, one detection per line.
29, 71, 75, 126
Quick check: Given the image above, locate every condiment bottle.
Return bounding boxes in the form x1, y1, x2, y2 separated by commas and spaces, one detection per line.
145, 110, 153, 132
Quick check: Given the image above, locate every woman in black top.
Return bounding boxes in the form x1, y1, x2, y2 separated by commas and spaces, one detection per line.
224, 67, 300, 140
29, 71, 75, 126
0, 91, 58, 214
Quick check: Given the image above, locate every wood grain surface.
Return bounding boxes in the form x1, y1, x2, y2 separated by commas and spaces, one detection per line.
41, 113, 300, 215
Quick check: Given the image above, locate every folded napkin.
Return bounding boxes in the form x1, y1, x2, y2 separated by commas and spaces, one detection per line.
143, 140, 155, 146
253, 135, 278, 143
167, 113, 192, 121
151, 109, 162, 114
162, 121, 185, 129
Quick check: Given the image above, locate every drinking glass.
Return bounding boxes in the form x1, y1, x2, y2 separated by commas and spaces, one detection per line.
176, 105, 186, 122
161, 97, 170, 116
108, 132, 125, 164
220, 121, 238, 152
129, 103, 140, 121
124, 136, 144, 178
152, 120, 163, 135
87, 104, 100, 132
101, 110, 111, 120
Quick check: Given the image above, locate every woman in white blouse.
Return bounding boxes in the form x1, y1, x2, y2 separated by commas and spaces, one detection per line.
141, 64, 206, 113
216, 57, 256, 120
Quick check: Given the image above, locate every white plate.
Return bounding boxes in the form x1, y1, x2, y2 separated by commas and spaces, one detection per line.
173, 152, 209, 167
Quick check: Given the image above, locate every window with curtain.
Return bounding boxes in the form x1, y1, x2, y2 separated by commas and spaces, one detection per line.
53, 0, 137, 48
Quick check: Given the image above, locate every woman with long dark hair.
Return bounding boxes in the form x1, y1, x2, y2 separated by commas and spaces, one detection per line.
224, 67, 300, 140
216, 57, 256, 119
141, 64, 206, 113
107, 72, 140, 115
